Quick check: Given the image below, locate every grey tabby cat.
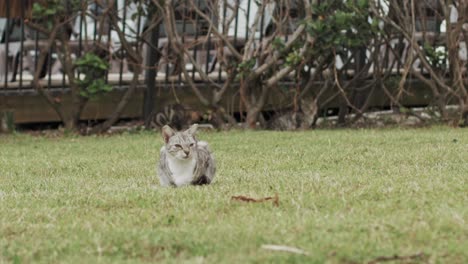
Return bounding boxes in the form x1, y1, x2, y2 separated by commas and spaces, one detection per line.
158, 124, 216, 187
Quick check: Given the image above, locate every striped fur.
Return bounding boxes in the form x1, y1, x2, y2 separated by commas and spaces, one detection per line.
158, 124, 216, 187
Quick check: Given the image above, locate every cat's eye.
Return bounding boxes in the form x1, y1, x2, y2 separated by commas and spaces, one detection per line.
189, 143, 195, 147
174, 144, 182, 148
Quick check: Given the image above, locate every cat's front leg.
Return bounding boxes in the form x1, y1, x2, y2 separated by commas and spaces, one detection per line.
159, 173, 173, 187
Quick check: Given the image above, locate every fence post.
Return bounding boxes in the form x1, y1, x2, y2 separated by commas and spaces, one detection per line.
143, 24, 160, 128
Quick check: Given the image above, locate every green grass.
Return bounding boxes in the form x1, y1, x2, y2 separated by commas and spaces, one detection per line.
0, 127, 467, 263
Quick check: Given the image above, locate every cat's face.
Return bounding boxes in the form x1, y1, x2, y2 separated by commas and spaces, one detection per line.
162, 124, 198, 160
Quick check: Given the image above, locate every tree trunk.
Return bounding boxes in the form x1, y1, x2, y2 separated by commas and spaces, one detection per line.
0, 110, 15, 133
435, 94, 448, 120
351, 47, 369, 113
462, 97, 468, 127
143, 24, 161, 128
246, 107, 260, 128
462, 110, 468, 127
337, 100, 348, 126
63, 115, 77, 131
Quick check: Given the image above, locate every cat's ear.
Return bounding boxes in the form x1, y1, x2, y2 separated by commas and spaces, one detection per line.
162, 125, 175, 143
186, 123, 199, 135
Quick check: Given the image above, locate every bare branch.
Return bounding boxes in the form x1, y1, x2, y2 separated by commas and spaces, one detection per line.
30, 26, 64, 117
161, 0, 210, 106
253, 25, 305, 77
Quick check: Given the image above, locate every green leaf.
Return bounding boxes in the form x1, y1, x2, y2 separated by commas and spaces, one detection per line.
79, 91, 89, 98
399, 107, 410, 114
358, 0, 369, 9
102, 85, 112, 92
272, 38, 285, 51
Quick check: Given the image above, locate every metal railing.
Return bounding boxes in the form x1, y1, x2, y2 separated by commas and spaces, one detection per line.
1, 0, 270, 91
0, 0, 462, 95
1, 0, 149, 92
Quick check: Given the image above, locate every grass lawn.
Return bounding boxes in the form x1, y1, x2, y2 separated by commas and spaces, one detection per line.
0, 127, 467, 263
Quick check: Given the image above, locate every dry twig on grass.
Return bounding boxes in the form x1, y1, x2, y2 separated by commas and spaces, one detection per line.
261, 244, 309, 255
367, 252, 427, 264
231, 194, 279, 207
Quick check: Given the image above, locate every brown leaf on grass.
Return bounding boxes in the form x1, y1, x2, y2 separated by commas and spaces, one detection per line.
367, 252, 428, 264
231, 194, 279, 207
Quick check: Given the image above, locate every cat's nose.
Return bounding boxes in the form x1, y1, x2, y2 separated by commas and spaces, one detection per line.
183, 150, 190, 156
